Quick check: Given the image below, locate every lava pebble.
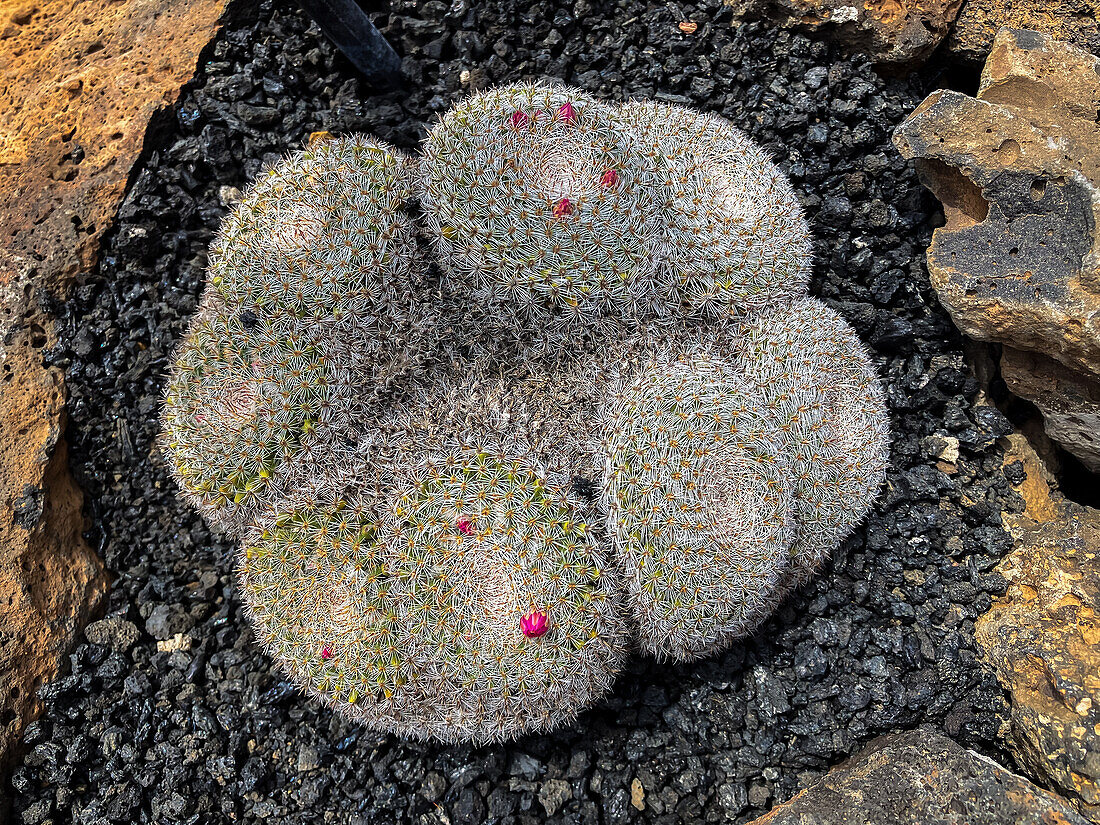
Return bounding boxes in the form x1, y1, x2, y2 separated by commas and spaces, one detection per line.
11, 0, 1022, 822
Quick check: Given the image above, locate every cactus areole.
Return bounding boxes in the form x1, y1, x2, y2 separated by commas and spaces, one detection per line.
161, 83, 889, 744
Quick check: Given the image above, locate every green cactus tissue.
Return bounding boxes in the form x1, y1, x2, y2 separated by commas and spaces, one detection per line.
160, 82, 889, 743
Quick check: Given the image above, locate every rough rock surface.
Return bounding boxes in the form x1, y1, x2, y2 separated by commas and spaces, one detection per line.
727, 0, 1100, 64
750, 727, 1090, 824
0, 0, 228, 779
976, 435, 1100, 821
7, 0, 1034, 822
893, 28, 1100, 472
947, 0, 1100, 63
726, 0, 965, 65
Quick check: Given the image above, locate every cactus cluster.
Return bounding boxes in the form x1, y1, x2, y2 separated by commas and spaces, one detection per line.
162, 83, 890, 744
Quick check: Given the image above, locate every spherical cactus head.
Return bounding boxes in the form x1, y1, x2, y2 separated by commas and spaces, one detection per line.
420, 82, 656, 323
601, 353, 793, 661
737, 298, 890, 587
614, 101, 812, 317
209, 135, 419, 318
160, 307, 331, 534
241, 448, 628, 744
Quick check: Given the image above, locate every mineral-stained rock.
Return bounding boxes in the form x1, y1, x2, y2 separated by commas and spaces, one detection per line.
1001, 348, 1100, 473
750, 727, 1089, 825
893, 28, 1100, 471
947, 0, 1100, 63
975, 435, 1100, 821
726, 0, 965, 65
0, 0, 228, 775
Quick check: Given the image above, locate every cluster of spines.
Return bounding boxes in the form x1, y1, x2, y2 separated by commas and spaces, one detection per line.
240, 448, 626, 743
161, 307, 332, 533
601, 354, 793, 660
209, 136, 419, 319
599, 299, 889, 659
735, 298, 891, 589
163, 82, 888, 742
419, 83, 812, 323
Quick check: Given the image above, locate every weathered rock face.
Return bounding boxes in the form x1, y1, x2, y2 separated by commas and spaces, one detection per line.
893, 28, 1100, 472
976, 435, 1100, 821
750, 727, 1089, 825
0, 0, 228, 774
948, 0, 1100, 63
726, 0, 965, 65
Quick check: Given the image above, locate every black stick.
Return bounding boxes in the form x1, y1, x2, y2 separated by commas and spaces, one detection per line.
298, 0, 403, 89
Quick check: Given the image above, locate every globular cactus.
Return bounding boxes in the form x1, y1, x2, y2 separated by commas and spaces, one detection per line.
600, 351, 794, 660
734, 297, 891, 589
420, 83, 655, 323
162, 81, 890, 742
419, 84, 811, 324
209, 135, 420, 318
613, 101, 812, 316
161, 306, 333, 535
240, 448, 627, 743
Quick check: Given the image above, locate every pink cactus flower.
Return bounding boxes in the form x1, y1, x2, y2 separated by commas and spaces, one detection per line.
320, 645, 333, 660
601, 169, 619, 187
509, 110, 530, 129
553, 198, 575, 218
520, 610, 549, 638
557, 102, 577, 123
457, 516, 474, 536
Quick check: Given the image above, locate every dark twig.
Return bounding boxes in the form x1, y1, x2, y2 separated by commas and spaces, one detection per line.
298, 0, 403, 89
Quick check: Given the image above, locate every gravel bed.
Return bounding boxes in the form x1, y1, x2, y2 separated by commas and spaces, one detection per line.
9, 0, 1020, 822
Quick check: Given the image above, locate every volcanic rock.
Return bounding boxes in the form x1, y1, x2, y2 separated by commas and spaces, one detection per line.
750, 727, 1090, 824
726, 0, 964, 65
975, 434, 1100, 821
947, 0, 1100, 62
0, 0, 229, 774
893, 28, 1100, 471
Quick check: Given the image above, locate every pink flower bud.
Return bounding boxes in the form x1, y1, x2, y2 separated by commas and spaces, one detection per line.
557, 102, 577, 124
601, 169, 619, 187
553, 198, 574, 218
457, 516, 474, 536
520, 610, 549, 638
320, 645, 333, 660
509, 110, 530, 129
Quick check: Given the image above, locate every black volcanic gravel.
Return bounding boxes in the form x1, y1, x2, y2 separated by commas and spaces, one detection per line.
10, 0, 1026, 822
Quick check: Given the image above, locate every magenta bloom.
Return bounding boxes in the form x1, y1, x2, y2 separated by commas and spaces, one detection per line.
601, 169, 619, 187
320, 645, 333, 660
553, 198, 574, 218
509, 110, 530, 129
557, 102, 577, 123
457, 516, 474, 536
520, 610, 549, 638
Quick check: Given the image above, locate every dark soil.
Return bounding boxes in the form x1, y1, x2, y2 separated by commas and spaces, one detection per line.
9, 0, 1024, 822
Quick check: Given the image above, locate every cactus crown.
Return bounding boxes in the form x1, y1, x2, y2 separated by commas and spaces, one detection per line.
161, 82, 889, 743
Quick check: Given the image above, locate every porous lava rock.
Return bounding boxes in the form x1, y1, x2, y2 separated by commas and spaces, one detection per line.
976, 434, 1100, 822
893, 27, 1100, 472
726, 0, 965, 65
750, 727, 1091, 824
0, 0, 229, 775
947, 0, 1100, 63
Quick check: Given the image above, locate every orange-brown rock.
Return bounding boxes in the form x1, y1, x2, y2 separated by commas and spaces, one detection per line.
0, 0, 229, 775
893, 28, 1100, 472
727, 0, 965, 64
974, 435, 1100, 821
749, 727, 1089, 825
948, 0, 1100, 62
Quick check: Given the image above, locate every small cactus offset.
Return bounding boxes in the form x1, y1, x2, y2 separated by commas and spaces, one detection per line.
162, 81, 890, 742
